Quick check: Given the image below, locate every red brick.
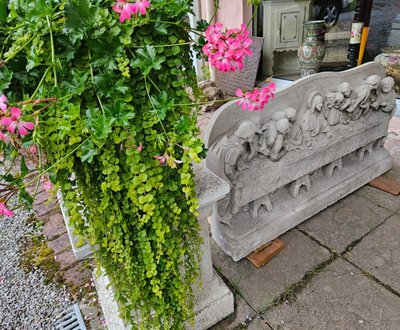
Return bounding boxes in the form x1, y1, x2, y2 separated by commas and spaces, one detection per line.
43, 212, 67, 240
55, 249, 77, 270
61, 263, 92, 287
48, 233, 71, 256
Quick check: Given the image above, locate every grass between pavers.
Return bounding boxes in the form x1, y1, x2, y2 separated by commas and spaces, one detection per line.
258, 253, 339, 314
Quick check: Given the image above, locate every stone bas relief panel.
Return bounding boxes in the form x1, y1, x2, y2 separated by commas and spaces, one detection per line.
204, 63, 396, 261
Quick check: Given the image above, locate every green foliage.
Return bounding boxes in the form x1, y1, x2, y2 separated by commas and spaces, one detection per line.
0, 0, 204, 328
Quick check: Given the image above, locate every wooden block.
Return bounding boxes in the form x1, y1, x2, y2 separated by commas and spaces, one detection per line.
246, 239, 285, 269
368, 175, 400, 196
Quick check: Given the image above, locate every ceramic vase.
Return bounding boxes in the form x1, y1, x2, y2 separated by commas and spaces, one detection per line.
298, 20, 326, 77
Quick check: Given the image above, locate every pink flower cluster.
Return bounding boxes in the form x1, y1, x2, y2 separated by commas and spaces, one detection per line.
0, 95, 35, 142
202, 23, 253, 72
0, 202, 14, 218
112, 0, 150, 22
41, 174, 54, 192
235, 83, 276, 111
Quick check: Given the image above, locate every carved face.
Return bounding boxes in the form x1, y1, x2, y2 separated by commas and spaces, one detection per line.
341, 87, 351, 98
315, 96, 323, 111
381, 78, 394, 93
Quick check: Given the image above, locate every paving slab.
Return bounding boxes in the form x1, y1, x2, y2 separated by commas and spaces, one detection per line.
347, 213, 400, 294
298, 187, 394, 253
210, 294, 256, 330
356, 185, 400, 213
263, 258, 400, 330
247, 316, 271, 330
211, 229, 330, 312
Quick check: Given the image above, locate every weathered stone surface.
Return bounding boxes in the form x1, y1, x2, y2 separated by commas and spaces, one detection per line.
211, 230, 330, 311
247, 316, 271, 330
62, 263, 92, 288
299, 188, 394, 253
55, 250, 78, 270
47, 233, 71, 256
210, 295, 255, 330
360, 184, 400, 212
263, 259, 400, 329
347, 213, 400, 293
43, 212, 67, 241
205, 62, 397, 260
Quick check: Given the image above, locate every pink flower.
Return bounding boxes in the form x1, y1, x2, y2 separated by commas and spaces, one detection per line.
203, 23, 253, 73
112, 0, 136, 22
28, 144, 38, 154
0, 107, 35, 136
132, 0, 150, 15
154, 154, 169, 165
0, 95, 7, 113
41, 175, 54, 192
0, 202, 14, 218
235, 83, 276, 111
135, 143, 143, 152
0, 131, 8, 143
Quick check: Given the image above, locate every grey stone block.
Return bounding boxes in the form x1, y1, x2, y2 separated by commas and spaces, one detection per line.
205, 62, 397, 261
263, 259, 400, 329
211, 230, 330, 312
347, 213, 400, 293
299, 187, 394, 253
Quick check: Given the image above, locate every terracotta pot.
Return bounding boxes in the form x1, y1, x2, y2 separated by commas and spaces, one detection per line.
298, 20, 327, 77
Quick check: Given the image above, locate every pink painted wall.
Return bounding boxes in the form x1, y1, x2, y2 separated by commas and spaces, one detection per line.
199, 0, 253, 33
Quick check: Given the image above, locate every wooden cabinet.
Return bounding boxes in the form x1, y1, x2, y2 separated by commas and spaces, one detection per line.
262, 0, 311, 75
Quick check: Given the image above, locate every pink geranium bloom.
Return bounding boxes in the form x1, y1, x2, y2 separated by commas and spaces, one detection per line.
0, 202, 14, 217
0, 95, 7, 113
112, 0, 136, 22
203, 22, 253, 73
132, 0, 150, 15
0, 107, 35, 136
27, 144, 38, 154
0, 131, 8, 143
235, 83, 276, 111
41, 175, 54, 192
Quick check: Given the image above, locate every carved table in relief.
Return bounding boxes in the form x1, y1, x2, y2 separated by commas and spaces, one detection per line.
204, 62, 397, 261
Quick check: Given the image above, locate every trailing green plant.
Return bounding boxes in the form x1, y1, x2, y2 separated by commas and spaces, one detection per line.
0, 0, 206, 328
0, 0, 275, 328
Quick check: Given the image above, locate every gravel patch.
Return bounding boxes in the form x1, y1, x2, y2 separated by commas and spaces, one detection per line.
0, 206, 71, 329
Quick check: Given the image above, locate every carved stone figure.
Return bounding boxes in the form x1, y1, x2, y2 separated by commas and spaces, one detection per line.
337, 82, 354, 124
258, 111, 286, 156
347, 75, 381, 120
211, 121, 260, 221
301, 91, 333, 147
269, 118, 289, 161
283, 107, 303, 148
325, 92, 341, 126
376, 77, 397, 115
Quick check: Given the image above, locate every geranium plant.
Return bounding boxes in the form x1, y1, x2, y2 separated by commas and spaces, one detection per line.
0, 0, 273, 328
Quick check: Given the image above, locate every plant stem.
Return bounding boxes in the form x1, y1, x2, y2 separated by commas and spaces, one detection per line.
28, 66, 51, 101
46, 15, 57, 87
144, 76, 168, 137
130, 41, 193, 49
21, 138, 90, 189
174, 97, 236, 107
247, 4, 258, 29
